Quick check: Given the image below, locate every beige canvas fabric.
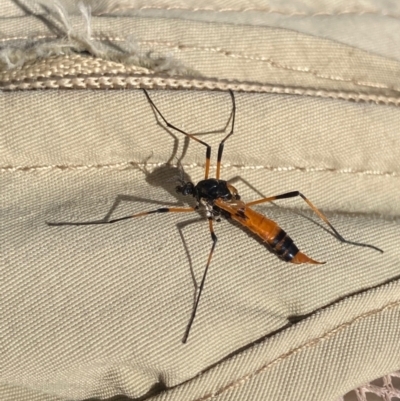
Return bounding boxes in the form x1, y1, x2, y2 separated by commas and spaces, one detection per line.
1, 1, 400, 401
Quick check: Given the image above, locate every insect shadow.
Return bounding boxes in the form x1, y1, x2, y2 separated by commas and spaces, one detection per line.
46, 99, 235, 336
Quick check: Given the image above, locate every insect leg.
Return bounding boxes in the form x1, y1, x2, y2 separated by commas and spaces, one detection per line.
228, 175, 266, 198
182, 218, 217, 343
142, 89, 212, 179
246, 191, 383, 253
216, 90, 236, 179
47, 207, 195, 226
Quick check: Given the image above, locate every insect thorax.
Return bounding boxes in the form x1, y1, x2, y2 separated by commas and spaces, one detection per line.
195, 179, 240, 204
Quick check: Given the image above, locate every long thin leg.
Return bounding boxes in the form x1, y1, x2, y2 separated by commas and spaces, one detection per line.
182, 218, 217, 343
177, 217, 205, 301
216, 90, 236, 179
246, 191, 383, 253
142, 89, 212, 179
47, 206, 195, 226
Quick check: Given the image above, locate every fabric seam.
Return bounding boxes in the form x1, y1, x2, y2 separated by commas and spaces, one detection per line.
1, 163, 398, 177
114, 39, 400, 91
99, 5, 400, 18
193, 299, 400, 401
1, 37, 399, 92
2, 76, 400, 107
2, 5, 400, 17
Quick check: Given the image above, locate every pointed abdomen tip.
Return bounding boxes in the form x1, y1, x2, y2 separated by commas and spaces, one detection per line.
292, 251, 325, 265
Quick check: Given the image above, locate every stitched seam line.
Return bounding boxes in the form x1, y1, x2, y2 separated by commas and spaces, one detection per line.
111, 39, 400, 91
1, 163, 398, 177
100, 5, 400, 18
0, 35, 58, 42
0, 37, 398, 91
2, 6, 400, 17
194, 300, 400, 401
2, 77, 400, 107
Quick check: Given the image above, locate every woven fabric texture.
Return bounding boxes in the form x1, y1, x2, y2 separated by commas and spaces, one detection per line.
1, 1, 400, 401
3, 88, 400, 401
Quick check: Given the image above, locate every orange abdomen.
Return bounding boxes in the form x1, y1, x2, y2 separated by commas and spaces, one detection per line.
228, 206, 323, 264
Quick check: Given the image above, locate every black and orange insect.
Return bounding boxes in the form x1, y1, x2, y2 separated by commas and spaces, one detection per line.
48, 89, 383, 343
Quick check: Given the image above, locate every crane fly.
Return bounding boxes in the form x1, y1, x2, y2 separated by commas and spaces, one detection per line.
48, 89, 383, 343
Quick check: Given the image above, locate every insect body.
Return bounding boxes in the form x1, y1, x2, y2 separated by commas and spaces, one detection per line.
214, 197, 321, 264
179, 178, 320, 264
48, 89, 383, 343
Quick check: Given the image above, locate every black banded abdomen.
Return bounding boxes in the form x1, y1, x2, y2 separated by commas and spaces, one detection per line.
271, 229, 299, 262
214, 199, 323, 265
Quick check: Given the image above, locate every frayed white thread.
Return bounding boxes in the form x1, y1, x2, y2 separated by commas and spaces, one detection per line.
52, 1, 73, 37
0, 0, 194, 76
78, 2, 92, 38
52, 0, 107, 59
0, 1, 99, 69
0, 48, 18, 69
